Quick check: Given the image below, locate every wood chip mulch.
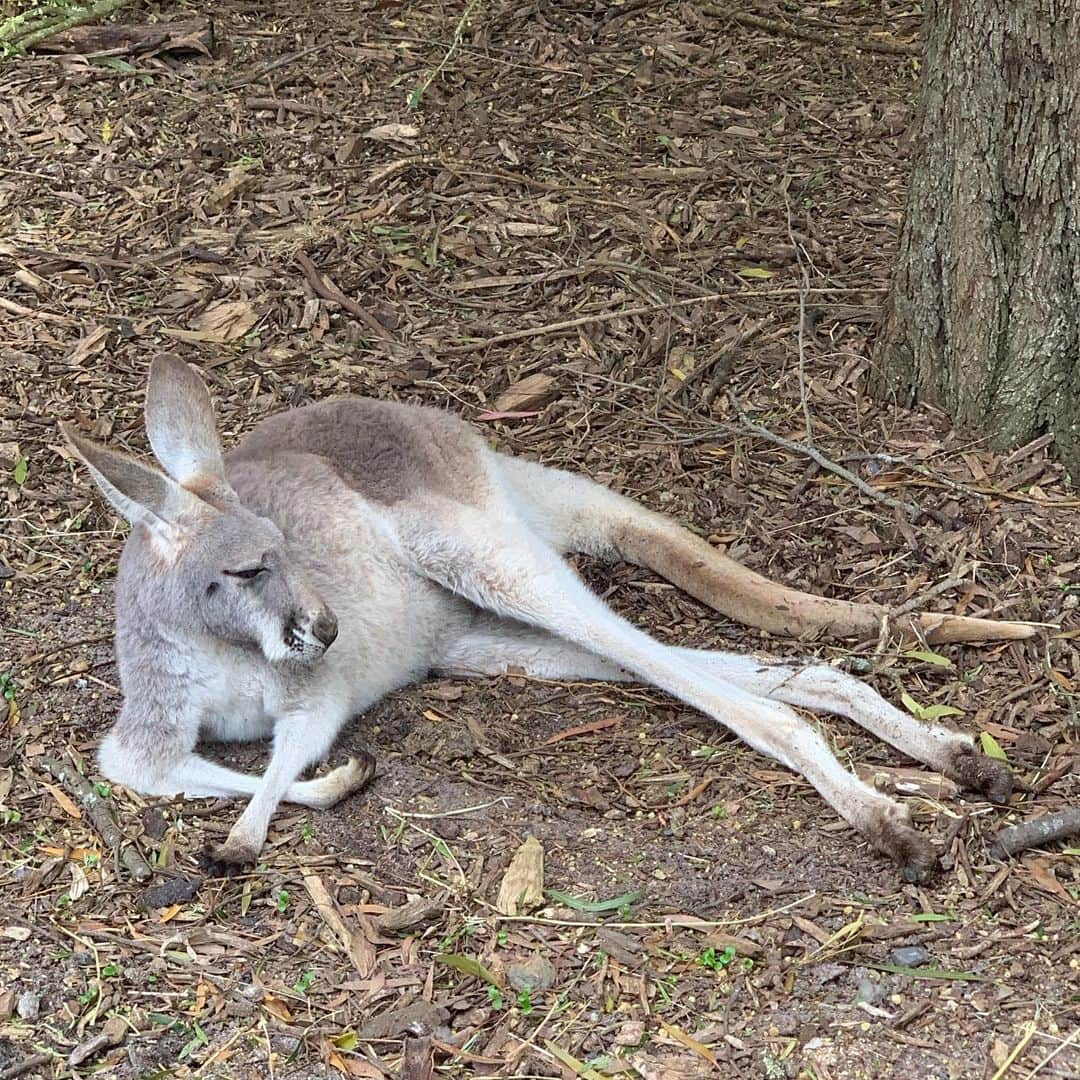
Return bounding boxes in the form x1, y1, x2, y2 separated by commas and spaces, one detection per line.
1, 2, 1078, 1077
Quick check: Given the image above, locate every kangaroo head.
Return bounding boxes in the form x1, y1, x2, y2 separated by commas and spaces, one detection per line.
63, 355, 337, 665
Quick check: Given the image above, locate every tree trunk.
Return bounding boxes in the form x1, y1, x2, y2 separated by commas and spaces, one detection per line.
871, 1, 1080, 474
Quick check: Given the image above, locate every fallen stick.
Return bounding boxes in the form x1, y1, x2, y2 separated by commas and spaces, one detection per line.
294, 252, 395, 343
29, 15, 212, 56
4, 0, 132, 52
302, 873, 375, 976
890, 574, 970, 618
705, 7, 920, 57
992, 808, 1080, 857
726, 392, 928, 521
38, 757, 152, 881
0, 1054, 52, 1080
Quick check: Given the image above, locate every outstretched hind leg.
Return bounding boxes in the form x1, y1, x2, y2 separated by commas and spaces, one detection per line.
434, 617, 1009, 804
399, 502, 937, 880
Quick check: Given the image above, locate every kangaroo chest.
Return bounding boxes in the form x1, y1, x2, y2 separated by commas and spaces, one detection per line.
196, 647, 285, 743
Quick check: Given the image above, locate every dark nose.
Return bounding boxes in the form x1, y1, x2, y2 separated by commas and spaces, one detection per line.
312, 611, 338, 647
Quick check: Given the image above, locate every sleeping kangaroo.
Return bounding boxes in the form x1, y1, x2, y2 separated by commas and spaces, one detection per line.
63, 356, 1034, 881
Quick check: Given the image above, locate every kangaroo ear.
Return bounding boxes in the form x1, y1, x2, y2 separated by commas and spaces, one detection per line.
145, 354, 227, 489
62, 423, 198, 551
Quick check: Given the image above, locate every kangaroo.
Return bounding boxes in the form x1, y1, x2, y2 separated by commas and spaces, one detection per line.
63, 356, 1034, 881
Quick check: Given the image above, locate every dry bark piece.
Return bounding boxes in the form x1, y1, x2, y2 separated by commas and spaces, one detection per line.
365, 123, 421, 141
204, 167, 259, 213
188, 300, 259, 343
507, 954, 557, 992
377, 897, 443, 934
400, 1035, 433, 1080
629, 1052, 715, 1080
303, 874, 375, 976
493, 373, 556, 413
29, 16, 214, 56
138, 875, 202, 910
68, 1016, 127, 1068
0, 1054, 51, 1080
992, 808, 1080, 857
357, 1001, 449, 1040
495, 836, 544, 915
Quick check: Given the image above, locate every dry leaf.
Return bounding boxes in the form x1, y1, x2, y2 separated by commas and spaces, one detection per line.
262, 995, 293, 1022
496, 836, 544, 915
365, 123, 420, 141
190, 300, 259, 342
493, 373, 556, 413
1026, 857, 1073, 903
45, 783, 82, 820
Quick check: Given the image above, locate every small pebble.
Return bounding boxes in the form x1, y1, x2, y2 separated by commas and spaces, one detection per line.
507, 955, 557, 993
271, 1034, 300, 1055
16, 991, 40, 1021
890, 945, 929, 967
855, 977, 882, 1004
613, 1019, 645, 1047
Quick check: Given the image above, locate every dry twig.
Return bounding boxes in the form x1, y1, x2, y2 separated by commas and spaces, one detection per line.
705, 7, 920, 56
295, 252, 396, 344
0, 1054, 52, 1080
992, 809, 1080, 857
38, 757, 152, 881
725, 393, 926, 520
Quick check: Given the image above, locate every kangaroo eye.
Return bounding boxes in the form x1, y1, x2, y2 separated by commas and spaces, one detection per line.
225, 567, 267, 580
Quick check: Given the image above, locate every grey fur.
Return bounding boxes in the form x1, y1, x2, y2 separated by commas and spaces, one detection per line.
65, 356, 1015, 877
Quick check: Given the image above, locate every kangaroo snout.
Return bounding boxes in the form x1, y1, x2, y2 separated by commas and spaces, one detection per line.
284, 603, 338, 657
312, 610, 338, 647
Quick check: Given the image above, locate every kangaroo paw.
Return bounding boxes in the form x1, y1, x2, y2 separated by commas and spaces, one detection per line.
868, 806, 939, 883
942, 743, 1012, 804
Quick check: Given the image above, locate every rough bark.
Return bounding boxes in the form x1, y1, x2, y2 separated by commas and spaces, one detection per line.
872, 1, 1080, 473
29, 16, 214, 57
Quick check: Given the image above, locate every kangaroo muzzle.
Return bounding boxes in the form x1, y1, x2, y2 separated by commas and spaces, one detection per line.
312, 610, 338, 647
284, 603, 338, 658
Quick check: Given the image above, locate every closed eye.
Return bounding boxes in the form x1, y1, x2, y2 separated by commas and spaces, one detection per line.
224, 566, 267, 580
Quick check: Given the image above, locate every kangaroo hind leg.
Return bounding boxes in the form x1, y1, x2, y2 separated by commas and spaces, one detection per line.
398, 502, 937, 881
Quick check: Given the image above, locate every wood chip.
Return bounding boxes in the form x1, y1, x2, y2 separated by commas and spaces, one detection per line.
303, 874, 375, 976
495, 836, 544, 915
493, 373, 556, 413
377, 897, 443, 934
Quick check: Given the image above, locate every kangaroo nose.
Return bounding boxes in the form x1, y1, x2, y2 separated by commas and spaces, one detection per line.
313, 611, 338, 647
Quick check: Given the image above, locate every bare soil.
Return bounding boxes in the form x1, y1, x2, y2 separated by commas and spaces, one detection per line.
1, 2, 1078, 1078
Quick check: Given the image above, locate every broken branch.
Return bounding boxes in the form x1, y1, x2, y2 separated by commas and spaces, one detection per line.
38, 757, 152, 881
726, 393, 927, 520
992, 808, 1080, 857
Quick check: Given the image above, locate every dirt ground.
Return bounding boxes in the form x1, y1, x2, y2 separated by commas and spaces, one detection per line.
2, 2, 1079, 1077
